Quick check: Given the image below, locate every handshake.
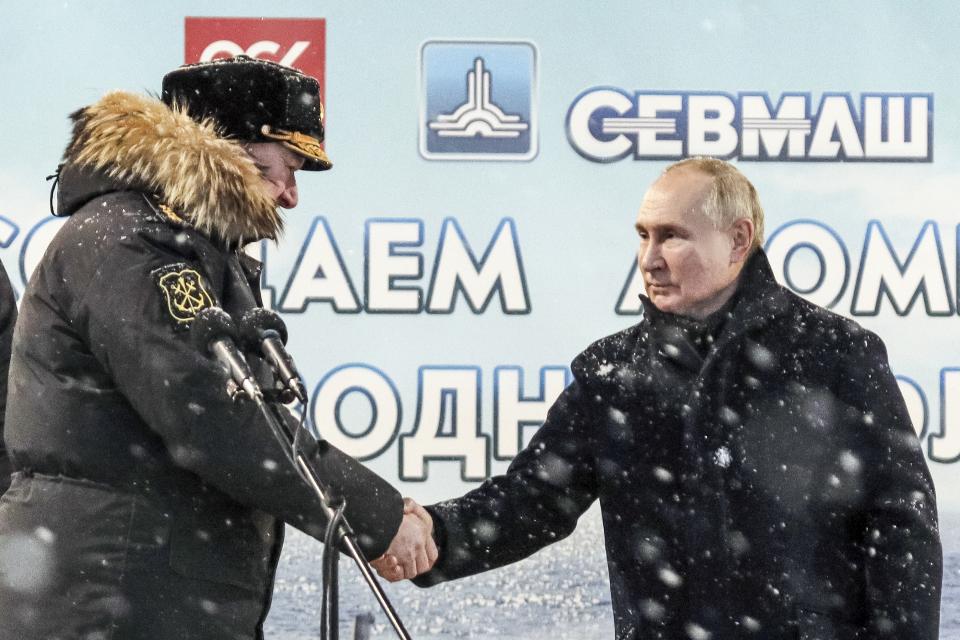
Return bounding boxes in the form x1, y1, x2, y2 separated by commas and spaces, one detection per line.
371, 497, 438, 582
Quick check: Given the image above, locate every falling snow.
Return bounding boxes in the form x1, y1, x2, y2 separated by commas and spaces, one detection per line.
264, 510, 960, 638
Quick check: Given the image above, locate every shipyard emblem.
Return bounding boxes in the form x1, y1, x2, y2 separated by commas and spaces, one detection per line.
154, 264, 214, 328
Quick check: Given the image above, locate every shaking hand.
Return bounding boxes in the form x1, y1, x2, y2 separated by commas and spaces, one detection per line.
372, 498, 438, 582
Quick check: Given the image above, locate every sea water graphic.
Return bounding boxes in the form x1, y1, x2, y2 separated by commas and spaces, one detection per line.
266, 508, 959, 639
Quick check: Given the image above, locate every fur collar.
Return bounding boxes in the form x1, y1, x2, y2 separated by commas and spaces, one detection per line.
63, 90, 282, 244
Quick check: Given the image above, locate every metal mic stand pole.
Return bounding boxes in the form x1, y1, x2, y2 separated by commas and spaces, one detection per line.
251, 398, 413, 640
218, 258, 412, 638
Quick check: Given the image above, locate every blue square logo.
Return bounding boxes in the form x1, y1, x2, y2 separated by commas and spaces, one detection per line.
419, 40, 539, 161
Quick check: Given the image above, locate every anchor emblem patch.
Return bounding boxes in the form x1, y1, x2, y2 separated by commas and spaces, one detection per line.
153, 263, 214, 329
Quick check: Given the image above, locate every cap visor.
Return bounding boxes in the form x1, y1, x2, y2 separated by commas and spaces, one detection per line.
282, 140, 332, 171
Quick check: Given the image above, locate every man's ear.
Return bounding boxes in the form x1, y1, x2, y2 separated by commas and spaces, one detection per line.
729, 218, 754, 264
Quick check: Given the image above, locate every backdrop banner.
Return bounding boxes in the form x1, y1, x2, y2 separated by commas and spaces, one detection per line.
1, 2, 956, 638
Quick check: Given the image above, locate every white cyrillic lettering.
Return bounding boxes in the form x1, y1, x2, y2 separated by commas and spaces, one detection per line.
765, 221, 849, 309
851, 221, 952, 316
312, 365, 401, 460
929, 368, 960, 463
687, 94, 737, 157
740, 94, 810, 159
863, 95, 929, 159
809, 95, 864, 159
566, 89, 633, 161
634, 94, 682, 157
400, 367, 488, 480
278, 217, 360, 313
365, 219, 423, 313
426, 218, 529, 314
494, 366, 569, 459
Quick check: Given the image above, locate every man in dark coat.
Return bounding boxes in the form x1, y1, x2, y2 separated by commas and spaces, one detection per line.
0, 260, 15, 494
0, 57, 435, 639
375, 159, 942, 639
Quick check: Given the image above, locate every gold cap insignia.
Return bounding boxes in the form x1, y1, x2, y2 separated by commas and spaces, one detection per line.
261, 124, 332, 170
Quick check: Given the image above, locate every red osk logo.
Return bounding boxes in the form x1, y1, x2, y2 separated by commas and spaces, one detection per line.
184, 17, 326, 96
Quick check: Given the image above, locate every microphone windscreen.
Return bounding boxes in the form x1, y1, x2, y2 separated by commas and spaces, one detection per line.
190, 307, 238, 353
238, 307, 289, 346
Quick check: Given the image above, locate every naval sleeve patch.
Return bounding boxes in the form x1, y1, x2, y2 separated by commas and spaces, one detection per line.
152, 263, 215, 329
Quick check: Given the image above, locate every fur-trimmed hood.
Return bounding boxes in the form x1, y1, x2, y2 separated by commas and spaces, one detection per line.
58, 91, 282, 244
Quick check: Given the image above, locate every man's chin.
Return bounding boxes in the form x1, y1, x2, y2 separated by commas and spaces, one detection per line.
652, 295, 702, 318
649, 295, 681, 314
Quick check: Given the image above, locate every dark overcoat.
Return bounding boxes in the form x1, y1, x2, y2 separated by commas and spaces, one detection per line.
0, 260, 16, 494
1, 91, 403, 639
417, 250, 942, 640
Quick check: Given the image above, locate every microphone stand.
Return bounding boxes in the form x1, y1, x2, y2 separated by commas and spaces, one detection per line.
219, 258, 413, 639
251, 389, 412, 640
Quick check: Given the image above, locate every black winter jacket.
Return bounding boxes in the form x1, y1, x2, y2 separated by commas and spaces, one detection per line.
417, 250, 941, 640
0, 260, 15, 493
1, 91, 403, 639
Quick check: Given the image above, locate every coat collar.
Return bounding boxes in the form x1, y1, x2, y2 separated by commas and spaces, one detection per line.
640, 250, 792, 371
715, 248, 793, 337
57, 91, 282, 246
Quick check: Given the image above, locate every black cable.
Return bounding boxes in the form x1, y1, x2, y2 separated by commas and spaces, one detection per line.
285, 379, 346, 640
254, 385, 346, 640
46, 165, 63, 216
291, 398, 309, 477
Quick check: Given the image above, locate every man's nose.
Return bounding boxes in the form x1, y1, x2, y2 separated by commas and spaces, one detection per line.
277, 180, 298, 209
639, 242, 664, 271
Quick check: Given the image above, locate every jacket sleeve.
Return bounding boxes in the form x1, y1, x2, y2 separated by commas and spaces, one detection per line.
0, 260, 16, 494
414, 369, 600, 586
838, 329, 942, 638
73, 240, 403, 559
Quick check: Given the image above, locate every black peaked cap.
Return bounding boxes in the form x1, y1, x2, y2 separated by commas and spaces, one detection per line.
161, 55, 331, 170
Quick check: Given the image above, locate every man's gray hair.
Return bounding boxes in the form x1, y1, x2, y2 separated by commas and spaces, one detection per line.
664, 157, 765, 249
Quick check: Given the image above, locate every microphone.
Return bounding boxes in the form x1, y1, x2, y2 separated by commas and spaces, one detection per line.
191, 307, 262, 401
238, 308, 307, 404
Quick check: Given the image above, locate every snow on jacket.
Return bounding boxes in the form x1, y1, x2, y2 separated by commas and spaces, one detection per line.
1, 91, 403, 640
416, 250, 941, 640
